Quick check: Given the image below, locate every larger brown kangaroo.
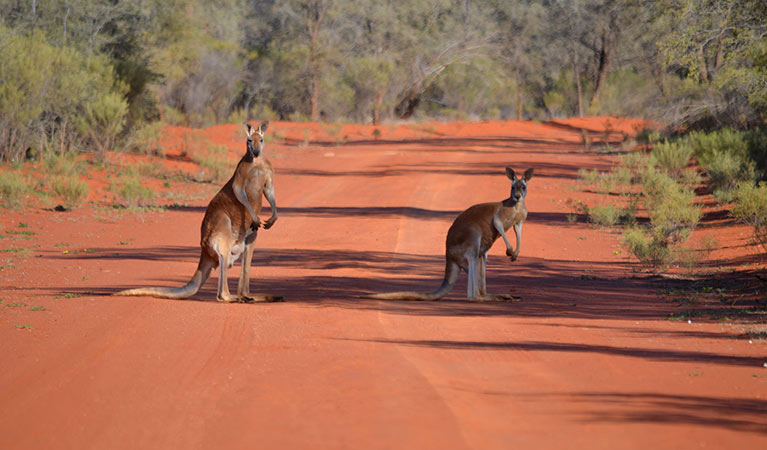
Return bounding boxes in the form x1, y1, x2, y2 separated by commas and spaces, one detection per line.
115, 121, 281, 302
365, 167, 533, 302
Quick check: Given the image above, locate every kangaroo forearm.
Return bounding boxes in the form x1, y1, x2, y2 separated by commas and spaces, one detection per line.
493, 217, 513, 250
265, 185, 278, 220
234, 187, 260, 223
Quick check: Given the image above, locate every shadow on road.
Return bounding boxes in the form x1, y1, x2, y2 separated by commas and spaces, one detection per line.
334, 337, 766, 368
548, 391, 767, 434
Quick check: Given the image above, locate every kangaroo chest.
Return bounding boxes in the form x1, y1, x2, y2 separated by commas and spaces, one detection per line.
496, 201, 526, 230
242, 164, 271, 211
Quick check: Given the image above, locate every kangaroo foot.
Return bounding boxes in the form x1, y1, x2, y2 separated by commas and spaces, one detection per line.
240, 294, 285, 303
217, 293, 241, 303
473, 294, 522, 302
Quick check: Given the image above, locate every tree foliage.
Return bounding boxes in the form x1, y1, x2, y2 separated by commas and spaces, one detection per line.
1, 0, 766, 161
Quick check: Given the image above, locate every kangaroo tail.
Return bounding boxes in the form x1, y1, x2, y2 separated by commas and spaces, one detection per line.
363, 261, 460, 301
113, 254, 216, 299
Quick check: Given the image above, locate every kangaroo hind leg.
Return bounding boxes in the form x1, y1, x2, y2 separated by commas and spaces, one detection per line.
213, 239, 240, 303
473, 251, 520, 303
237, 231, 284, 303
479, 251, 488, 296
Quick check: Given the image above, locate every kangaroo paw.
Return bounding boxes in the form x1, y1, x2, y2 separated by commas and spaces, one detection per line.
473, 294, 521, 302
240, 294, 284, 303
217, 294, 240, 303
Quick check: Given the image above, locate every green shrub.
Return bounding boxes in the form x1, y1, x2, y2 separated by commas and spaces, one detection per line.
78, 92, 129, 158
623, 169, 701, 269
744, 127, 767, 181
136, 161, 163, 178
647, 181, 701, 244
111, 174, 154, 208
623, 226, 672, 268
732, 182, 767, 251
0, 26, 127, 161
635, 129, 662, 145
192, 143, 231, 182
641, 165, 679, 210
620, 200, 639, 226
565, 198, 590, 222
650, 140, 693, 178
680, 168, 703, 190
0, 172, 30, 208
43, 153, 84, 176
590, 204, 621, 227
610, 166, 633, 187
577, 168, 600, 186
162, 106, 186, 126
618, 151, 647, 174
51, 175, 89, 209
685, 128, 757, 201
131, 122, 165, 156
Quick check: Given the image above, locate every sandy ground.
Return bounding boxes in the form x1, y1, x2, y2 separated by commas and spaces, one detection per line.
1, 117, 765, 449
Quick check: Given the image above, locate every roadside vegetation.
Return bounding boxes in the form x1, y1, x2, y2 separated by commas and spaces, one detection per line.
2, 2, 764, 231
571, 127, 767, 272
1, 0, 765, 164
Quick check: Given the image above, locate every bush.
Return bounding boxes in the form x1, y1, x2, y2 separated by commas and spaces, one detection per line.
565, 198, 590, 223
635, 129, 662, 146
647, 181, 701, 244
623, 226, 672, 268
51, 175, 89, 209
744, 127, 767, 181
0, 171, 30, 208
78, 92, 129, 158
641, 165, 679, 210
131, 121, 165, 156
732, 182, 767, 251
577, 168, 600, 186
650, 140, 694, 179
623, 168, 702, 269
43, 153, 84, 176
111, 173, 154, 208
192, 144, 231, 182
685, 128, 757, 201
0, 26, 127, 161
590, 204, 621, 227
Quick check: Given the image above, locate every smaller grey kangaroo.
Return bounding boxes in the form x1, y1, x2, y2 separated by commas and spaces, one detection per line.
364, 167, 533, 301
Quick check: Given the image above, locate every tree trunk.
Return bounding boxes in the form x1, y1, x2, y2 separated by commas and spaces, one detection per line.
573, 60, 583, 118
372, 90, 384, 125
591, 29, 613, 105
306, 0, 327, 122
59, 118, 68, 156
516, 71, 523, 120
310, 62, 320, 121
395, 66, 446, 119
394, 90, 421, 119
713, 35, 724, 80
697, 44, 709, 83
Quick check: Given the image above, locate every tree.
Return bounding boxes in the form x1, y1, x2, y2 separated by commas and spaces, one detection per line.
659, 0, 767, 126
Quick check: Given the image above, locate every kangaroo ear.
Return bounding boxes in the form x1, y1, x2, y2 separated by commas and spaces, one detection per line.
244, 122, 255, 137
505, 167, 516, 180
258, 120, 270, 134
523, 168, 534, 181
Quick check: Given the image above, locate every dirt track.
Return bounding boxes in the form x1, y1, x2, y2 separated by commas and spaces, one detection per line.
1, 118, 765, 449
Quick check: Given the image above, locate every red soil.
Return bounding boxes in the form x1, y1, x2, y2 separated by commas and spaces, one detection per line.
1, 116, 765, 449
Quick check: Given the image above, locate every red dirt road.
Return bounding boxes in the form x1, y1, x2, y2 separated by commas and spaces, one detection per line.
1, 118, 765, 449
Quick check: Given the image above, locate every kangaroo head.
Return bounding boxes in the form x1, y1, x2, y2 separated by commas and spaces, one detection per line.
243, 120, 270, 158
505, 167, 534, 204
